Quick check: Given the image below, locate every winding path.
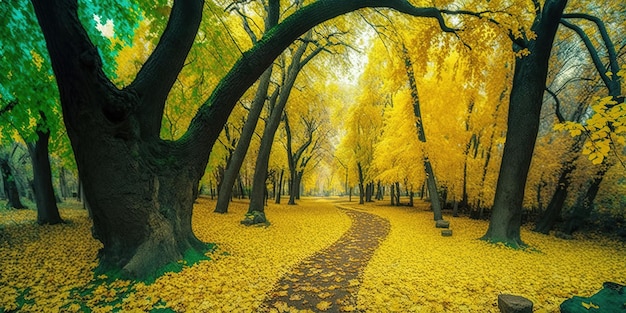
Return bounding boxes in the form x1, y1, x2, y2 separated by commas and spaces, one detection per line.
259, 205, 390, 312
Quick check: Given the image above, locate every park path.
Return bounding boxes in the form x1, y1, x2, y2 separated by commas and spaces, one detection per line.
259, 205, 390, 312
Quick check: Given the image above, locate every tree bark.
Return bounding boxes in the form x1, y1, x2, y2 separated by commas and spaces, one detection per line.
0, 155, 27, 209
27, 125, 63, 225
390, 183, 395, 206
482, 0, 568, 247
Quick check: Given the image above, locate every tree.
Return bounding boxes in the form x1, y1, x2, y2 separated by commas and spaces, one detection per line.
30, 0, 478, 278
0, 144, 27, 209
482, 0, 568, 247
214, 0, 278, 214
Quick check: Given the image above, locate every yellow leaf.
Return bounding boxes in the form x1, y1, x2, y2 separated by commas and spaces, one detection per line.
316, 301, 332, 311
581, 301, 599, 309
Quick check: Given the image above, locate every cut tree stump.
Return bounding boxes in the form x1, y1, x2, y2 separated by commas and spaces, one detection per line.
435, 220, 450, 228
498, 294, 533, 313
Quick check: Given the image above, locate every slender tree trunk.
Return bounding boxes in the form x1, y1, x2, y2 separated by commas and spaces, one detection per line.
357, 162, 365, 204
0, 156, 27, 209
563, 168, 606, 235
424, 158, 443, 220
275, 169, 283, 204
395, 181, 401, 205
295, 171, 303, 200
27, 126, 63, 225
376, 180, 383, 200
390, 183, 395, 206
402, 44, 442, 220
482, 0, 568, 247
214, 68, 273, 213
534, 166, 572, 234
58, 166, 68, 199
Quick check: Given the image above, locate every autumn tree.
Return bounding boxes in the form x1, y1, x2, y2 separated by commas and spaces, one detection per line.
214, 0, 279, 214
481, 0, 569, 247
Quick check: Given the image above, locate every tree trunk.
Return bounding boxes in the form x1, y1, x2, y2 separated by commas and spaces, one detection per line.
27, 126, 63, 225
402, 44, 443, 221
275, 168, 283, 204
357, 162, 365, 205
214, 68, 273, 213
563, 169, 605, 235
0, 156, 27, 209
424, 158, 443, 220
59, 166, 69, 199
482, 0, 568, 247
390, 183, 395, 206
295, 171, 303, 200
395, 181, 401, 205
533, 165, 572, 234
376, 180, 383, 200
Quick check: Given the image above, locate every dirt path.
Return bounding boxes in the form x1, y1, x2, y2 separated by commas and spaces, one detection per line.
259, 205, 390, 312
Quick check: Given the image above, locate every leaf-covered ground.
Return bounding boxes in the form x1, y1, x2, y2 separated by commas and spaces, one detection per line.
1, 197, 625, 312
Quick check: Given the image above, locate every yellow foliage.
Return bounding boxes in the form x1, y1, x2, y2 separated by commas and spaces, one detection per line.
2, 199, 625, 312
356, 201, 626, 312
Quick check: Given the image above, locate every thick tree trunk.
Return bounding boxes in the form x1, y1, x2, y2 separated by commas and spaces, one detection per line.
27, 127, 63, 225
0, 156, 27, 209
390, 184, 395, 206
482, 0, 568, 247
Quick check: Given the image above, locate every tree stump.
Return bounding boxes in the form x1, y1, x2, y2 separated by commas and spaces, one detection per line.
435, 220, 450, 228
498, 294, 533, 313
441, 229, 453, 237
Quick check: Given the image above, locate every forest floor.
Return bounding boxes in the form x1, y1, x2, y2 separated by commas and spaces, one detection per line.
1, 197, 625, 312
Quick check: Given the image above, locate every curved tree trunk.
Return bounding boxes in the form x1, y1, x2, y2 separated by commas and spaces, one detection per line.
533, 168, 570, 234
482, 0, 568, 247
27, 124, 63, 225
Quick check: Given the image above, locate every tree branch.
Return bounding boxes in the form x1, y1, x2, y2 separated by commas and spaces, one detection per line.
182, 0, 494, 168
128, 0, 204, 139
559, 19, 612, 91
545, 88, 565, 123
562, 13, 620, 76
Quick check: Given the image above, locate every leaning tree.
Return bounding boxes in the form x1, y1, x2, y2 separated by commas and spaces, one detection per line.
30, 0, 492, 278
